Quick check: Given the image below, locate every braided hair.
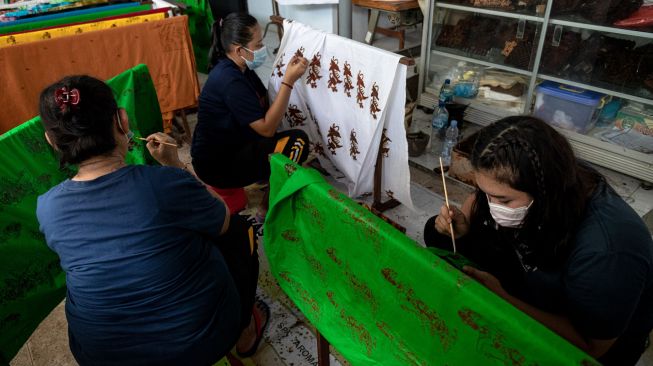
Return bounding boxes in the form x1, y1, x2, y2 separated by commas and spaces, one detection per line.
39, 75, 118, 167
469, 116, 602, 266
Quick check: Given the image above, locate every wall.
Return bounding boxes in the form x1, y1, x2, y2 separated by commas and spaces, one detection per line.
248, 0, 337, 33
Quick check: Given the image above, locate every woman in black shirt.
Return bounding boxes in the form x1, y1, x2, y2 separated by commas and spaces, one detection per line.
425, 116, 653, 365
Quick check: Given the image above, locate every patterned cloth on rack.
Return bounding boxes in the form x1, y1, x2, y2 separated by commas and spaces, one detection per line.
0, 7, 167, 47
0, 15, 199, 134
268, 20, 413, 208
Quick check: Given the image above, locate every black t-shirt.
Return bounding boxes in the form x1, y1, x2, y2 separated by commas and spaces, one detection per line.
425, 182, 653, 364
191, 57, 268, 163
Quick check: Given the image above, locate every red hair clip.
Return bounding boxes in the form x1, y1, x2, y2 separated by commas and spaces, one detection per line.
54, 87, 80, 113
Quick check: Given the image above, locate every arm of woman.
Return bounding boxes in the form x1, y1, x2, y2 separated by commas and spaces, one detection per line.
502, 291, 616, 357
463, 246, 650, 359
465, 266, 616, 358
249, 55, 308, 137
146, 132, 230, 234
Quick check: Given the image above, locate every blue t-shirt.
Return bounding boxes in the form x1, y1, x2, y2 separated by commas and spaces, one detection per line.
191, 57, 267, 163
37, 165, 241, 366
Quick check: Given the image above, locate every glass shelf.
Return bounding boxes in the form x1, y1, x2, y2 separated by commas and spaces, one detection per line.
418, 0, 653, 183
538, 26, 653, 103
430, 49, 534, 76
431, 10, 542, 72
550, 0, 652, 32
436, 2, 545, 21
548, 18, 653, 38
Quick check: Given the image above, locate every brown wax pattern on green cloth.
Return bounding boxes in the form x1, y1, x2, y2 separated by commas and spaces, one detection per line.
264, 154, 600, 366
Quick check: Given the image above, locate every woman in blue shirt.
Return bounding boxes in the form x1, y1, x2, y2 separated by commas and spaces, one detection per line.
191, 13, 309, 200
425, 116, 653, 365
37, 75, 268, 365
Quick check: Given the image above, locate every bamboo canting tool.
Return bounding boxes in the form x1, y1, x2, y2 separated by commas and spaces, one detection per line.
439, 157, 457, 253
137, 137, 177, 147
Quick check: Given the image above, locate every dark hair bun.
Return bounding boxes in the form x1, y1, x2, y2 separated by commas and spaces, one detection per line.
39, 75, 119, 166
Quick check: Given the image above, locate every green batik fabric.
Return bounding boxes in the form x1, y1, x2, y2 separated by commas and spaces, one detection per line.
0, 5, 151, 35
0, 64, 161, 364
174, 0, 214, 72
265, 154, 600, 366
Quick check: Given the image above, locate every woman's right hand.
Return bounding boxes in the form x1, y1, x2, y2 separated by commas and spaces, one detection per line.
145, 132, 182, 168
283, 55, 308, 84
434, 204, 470, 239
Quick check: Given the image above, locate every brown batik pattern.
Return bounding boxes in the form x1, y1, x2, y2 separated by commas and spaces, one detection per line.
328, 56, 343, 92
274, 52, 286, 78
370, 82, 381, 119
306, 105, 326, 157
306, 52, 322, 89
312, 141, 326, 157
327, 123, 343, 155
343, 61, 354, 97
285, 104, 307, 127
356, 71, 368, 108
349, 129, 360, 160
380, 128, 391, 158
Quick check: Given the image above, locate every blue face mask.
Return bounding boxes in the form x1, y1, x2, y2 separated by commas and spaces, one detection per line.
116, 111, 135, 151
241, 46, 267, 70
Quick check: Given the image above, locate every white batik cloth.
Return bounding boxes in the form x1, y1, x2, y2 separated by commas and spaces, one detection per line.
268, 20, 413, 209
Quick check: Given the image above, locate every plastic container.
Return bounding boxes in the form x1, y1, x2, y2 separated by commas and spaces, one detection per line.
439, 79, 454, 104
407, 131, 430, 157
533, 81, 606, 134
451, 62, 481, 98
596, 99, 621, 128
430, 102, 449, 152
441, 120, 459, 166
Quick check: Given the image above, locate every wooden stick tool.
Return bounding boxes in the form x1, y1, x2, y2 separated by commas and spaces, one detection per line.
137, 137, 177, 147
439, 157, 457, 253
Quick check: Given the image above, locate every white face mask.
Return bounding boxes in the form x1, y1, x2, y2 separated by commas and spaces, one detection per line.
486, 195, 533, 228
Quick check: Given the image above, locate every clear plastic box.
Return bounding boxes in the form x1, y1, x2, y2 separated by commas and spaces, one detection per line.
533, 81, 606, 134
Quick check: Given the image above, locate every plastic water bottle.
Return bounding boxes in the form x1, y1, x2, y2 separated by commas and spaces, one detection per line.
441, 120, 459, 166
430, 102, 449, 153
439, 79, 454, 104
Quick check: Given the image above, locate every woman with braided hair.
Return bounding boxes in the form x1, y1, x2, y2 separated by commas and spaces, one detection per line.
424, 116, 653, 365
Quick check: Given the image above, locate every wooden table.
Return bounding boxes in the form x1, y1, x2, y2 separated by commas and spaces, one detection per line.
352, 0, 421, 50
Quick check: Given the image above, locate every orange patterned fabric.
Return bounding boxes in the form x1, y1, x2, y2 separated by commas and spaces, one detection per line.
0, 15, 199, 134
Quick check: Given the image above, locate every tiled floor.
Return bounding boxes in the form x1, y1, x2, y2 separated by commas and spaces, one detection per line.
11, 25, 653, 366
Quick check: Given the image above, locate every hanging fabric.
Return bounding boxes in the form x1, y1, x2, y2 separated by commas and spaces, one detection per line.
268, 20, 413, 209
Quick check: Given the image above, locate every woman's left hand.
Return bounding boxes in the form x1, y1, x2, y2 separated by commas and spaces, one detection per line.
463, 266, 508, 299
145, 132, 182, 167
